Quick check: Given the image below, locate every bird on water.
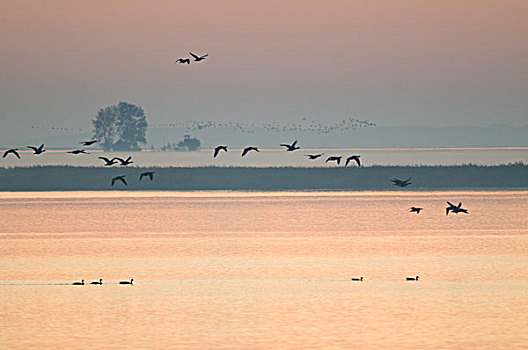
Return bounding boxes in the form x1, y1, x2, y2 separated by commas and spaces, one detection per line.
90, 279, 103, 285
406, 276, 419, 281
280, 140, 300, 151
351, 277, 363, 281
410, 207, 422, 214
28, 144, 46, 155
3, 148, 20, 159
111, 175, 127, 186
345, 155, 361, 167
213, 145, 228, 158
241, 146, 259, 157
119, 279, 134, 285
72, 279, 85, 285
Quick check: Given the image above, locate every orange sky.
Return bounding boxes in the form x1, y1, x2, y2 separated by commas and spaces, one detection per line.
1, 0, 527, 139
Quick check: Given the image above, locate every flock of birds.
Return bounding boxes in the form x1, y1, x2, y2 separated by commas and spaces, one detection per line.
72, 279, 133, 285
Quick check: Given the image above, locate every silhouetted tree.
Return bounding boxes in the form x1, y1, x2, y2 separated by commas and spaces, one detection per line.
92, 102, 148, 151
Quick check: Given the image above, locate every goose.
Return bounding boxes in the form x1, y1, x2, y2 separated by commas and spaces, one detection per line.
28, 144, 46, 155
115, 156, 133, 166
111, 175, 127, 186
345, 155, 361, 167
351, 277, 363, 281
2, 148, 20, 159
325, 156, 342, 165
175, 58, 190, 64
72, 279, 85, 285
119, 279, 134, 285
213, 145, 228, 158
189, 52, 208, 62
99, 157, 118, 166
279, 140, 300, 151
410, 207, 422, 214
446, 201, 468, 215
241, 146, 259, 157
81, 140, 99, 146
406, 276, 419, 281
391, 177, 412, 187
305, 153, 324, 160
68, 149, 89, 155
90, 279, 103, 285
139, 171, 155, 181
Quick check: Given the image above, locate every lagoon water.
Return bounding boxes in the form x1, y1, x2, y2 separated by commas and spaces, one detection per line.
1, 190, 527, 349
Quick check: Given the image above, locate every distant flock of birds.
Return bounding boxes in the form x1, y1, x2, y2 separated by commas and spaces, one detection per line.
72, 279, 133, 285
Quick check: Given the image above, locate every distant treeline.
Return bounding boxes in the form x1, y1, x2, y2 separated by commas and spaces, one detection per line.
0, 164, 526, 191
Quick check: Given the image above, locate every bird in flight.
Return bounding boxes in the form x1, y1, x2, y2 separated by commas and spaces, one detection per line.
81, 140, 99, 146
189, 52, 208, 62
68, 149, 89, 155
28, 144, 46, 155
139, 171, 155, 181
345, 155, 361, 167
241, 146, 259, 157
305, 153, 324, 160
391, 177, 412, 187
111, 175, 127, 186
115, 156, 133, 166
325, 156, 342, 165
98, 157, 118, 166
3, 148, 20, 159
175, 58, 190, 64
213, 145, 228, 158
446, 201, 469, 215
280, 140, 300, 151
410, 207, 422, 214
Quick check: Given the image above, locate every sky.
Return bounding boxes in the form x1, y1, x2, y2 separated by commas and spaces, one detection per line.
1, 0, 527, 142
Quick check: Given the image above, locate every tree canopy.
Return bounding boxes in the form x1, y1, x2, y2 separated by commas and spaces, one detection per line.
92, 102, 148, 151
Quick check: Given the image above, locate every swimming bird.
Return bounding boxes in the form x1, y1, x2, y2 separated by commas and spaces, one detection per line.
28, 144, 46, 155
175, 58, 190, 64
119, 279, 134, 285
241, 146, 259, 157
72, 279, 85, 285
81, 140, 99, 146
115, 156, 133, 166
391, 177, 412, 187
68, 149, 89, 155
90, 279, 103, 285
189, 52, 208, 62
3, 148, 20, 159
111, 175, 127, 186
410, 207, 422, 214
345, 155, 361, 167
305, 153, 324, 160
98, 156, 118, 166
139, 171, 155, 181
280, 140, 300, 151
446, 201, 469, 215
406, 276, 419, 281
325, 156, 342, 165
213, 145, 228, 158
351, 277, 363, 281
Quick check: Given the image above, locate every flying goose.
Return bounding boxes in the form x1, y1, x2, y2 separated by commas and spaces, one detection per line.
3, 148, 20, 159
28, 144, 46, 155
81, 140, 99, 146
189, 52, 208, 62
119, 279, 134, 285
90, 279, 103, 285
72, 279, 85, 285
241, 146, 259, 157
279, 140, 300, 151
139, 171, 155, 181
345, 155, 361, 167
115, 156, 133, 166
98, 157, 118, 166
446, 201, 468, 215
213, 145, 228, 158
305, 153, 324, 160
68, 149, 89, 155
325, 156, 342, 165
175, 58, 191, 64
410, 207, 422, 214
111, 175, 127, 186
391, 177, 412, 187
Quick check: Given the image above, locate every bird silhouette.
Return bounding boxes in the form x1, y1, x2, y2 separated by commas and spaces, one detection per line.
406, 276, 419, 281
139, 171, 155, 181
391, 178, 412, 187
98, 157, 118, 166
175, 58, 191, 64
189, 52, 208, 61
72, 279, 85, 285
68, 149, 89, 155
345, 155, 361, 167
28, 144, 46, 155
3, 148, 21, 159
119, 279, 134, 285
351, 277, 363, 281
213, 145, 228, 158
241, 146, 259, 157
446, 201, 468, 215
325, 156, 342, 165
111, 175, 127, 186
410, 207, 422, 214
90, 279, 103, 285
279, 140, 300, 151
115, 156, 133, 166
81, 140, 99, 146
305, 153, 324, 160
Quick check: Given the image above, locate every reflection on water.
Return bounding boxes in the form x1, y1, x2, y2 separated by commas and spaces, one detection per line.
1, 191, 527, 348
